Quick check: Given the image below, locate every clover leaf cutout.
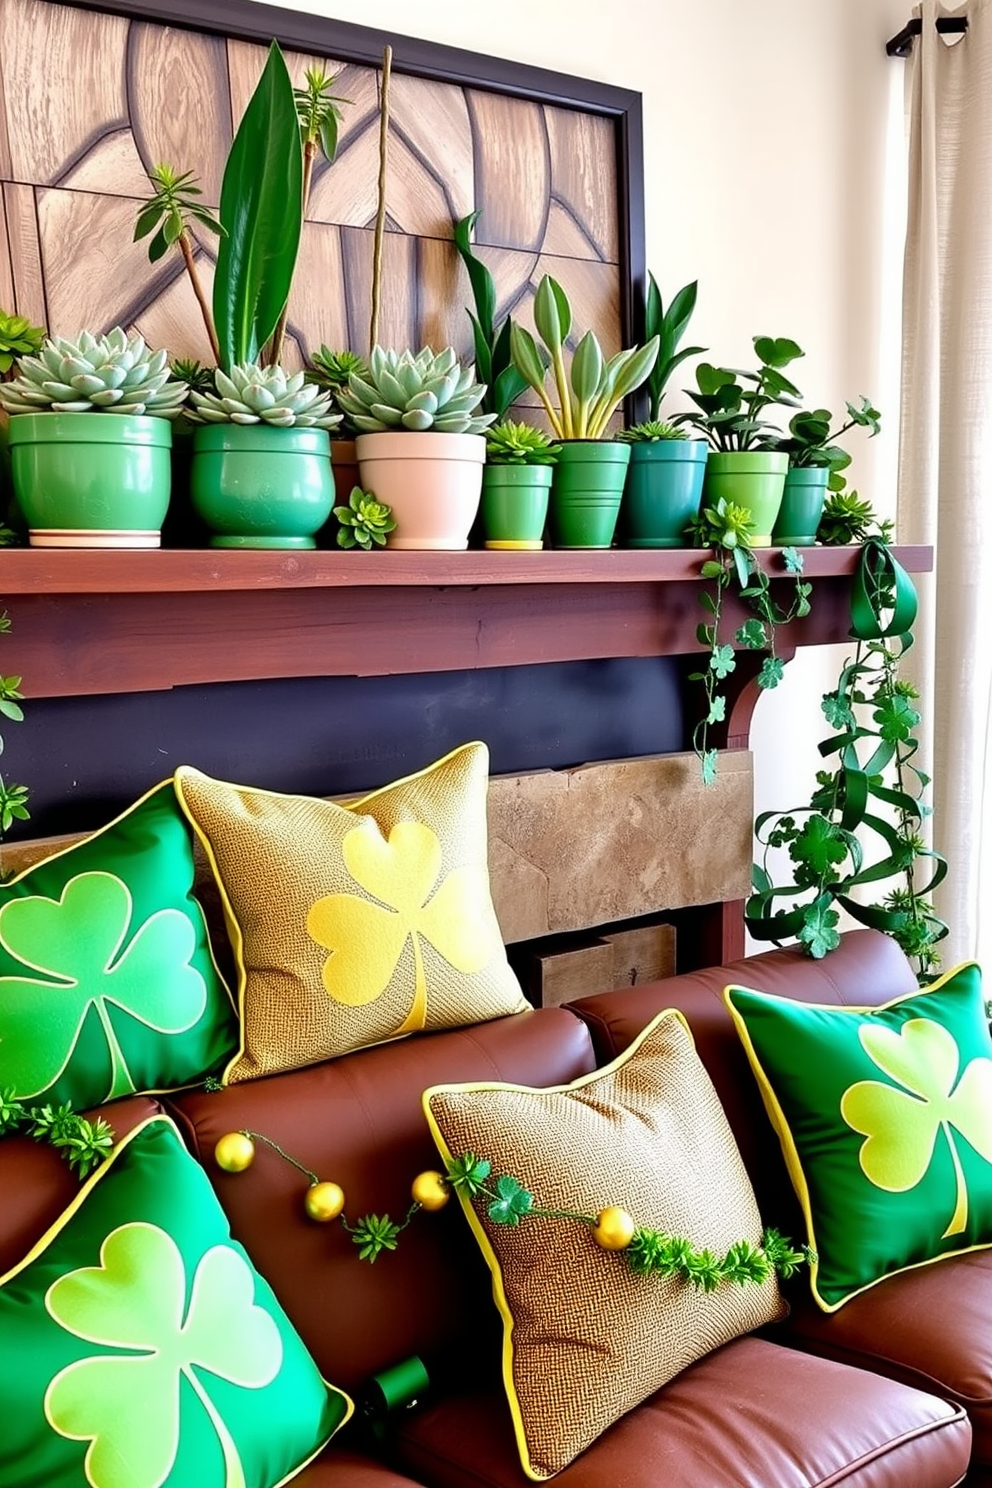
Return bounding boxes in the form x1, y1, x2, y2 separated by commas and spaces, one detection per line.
0, 871, 208, 1101
841, 1017, 992, 1237
306, 819, 499, 1035
45, 1221, 282, 1488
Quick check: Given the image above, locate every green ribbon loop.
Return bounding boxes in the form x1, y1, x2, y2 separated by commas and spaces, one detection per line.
850, 537, 918, 639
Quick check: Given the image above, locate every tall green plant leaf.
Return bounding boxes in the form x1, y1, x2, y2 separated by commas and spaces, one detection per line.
453, 211, 496, 342
213, 41, 303, 370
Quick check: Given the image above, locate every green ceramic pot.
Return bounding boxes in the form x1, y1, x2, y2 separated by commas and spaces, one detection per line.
619, 440, 708, 548
702, 451, 789, 547
190, 424, 333, 549
481, 465, 553, 549
773, 465, 830, 546
8, 412, 172, 548
550, 441, 631, 549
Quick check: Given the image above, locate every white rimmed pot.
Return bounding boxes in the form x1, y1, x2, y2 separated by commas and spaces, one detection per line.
356, 431, 486, 550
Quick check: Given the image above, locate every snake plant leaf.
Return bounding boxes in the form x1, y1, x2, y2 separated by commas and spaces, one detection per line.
453, 211, 496, 342
533, 275, 571, 355
213, 41, 303, 371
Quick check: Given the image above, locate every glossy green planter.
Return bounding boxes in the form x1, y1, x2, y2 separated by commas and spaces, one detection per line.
773, 465, 830, 546
702, 451, 789, 547
8, 412, 172, 547
619, 440, 708, 548
481, 465, 552, 549
550, 441, 631, 549
190, 424, 333, 549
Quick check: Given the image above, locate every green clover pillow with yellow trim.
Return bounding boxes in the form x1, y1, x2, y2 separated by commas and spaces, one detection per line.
724, 962, 992, 1311
0, 1114, 351, 1488
0, 781, 237, 1112
175, 742, 528, 1083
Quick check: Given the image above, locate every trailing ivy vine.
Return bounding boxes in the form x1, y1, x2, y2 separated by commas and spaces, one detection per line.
745, 539, 947, 979
688, 499, 812, 783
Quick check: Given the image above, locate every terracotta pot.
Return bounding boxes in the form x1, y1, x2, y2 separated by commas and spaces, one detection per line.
356, 431, 485, 550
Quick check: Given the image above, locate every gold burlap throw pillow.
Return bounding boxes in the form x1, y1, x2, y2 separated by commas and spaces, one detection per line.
424, 1009, 786, 1479
175, 743, 527, 1083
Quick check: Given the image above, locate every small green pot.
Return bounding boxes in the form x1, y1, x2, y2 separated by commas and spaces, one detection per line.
773, 465, 830, 546
550, 441, 631, 549
8, 412, 173, 548
481, 465, 552, 549
702, 451, 789, 547
190, 424, 333, 549
619, 439, 708, 548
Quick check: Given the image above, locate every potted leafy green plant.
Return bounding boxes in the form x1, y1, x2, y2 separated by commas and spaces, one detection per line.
0, 328, 187, 548
134, 43, 342, 549
642, 276, 706, 421
767, 396, 882, 546
679, 336, 804, 545
307, 347, 367, 505
481, 421, 560, 550
332, 486, 396, 549
453, 210, 529, 422
510, 276, 659, 548
616, 420, 707, 548
334, 345, 494, 550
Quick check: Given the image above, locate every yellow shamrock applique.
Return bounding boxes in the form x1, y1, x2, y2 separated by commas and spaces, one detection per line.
841, 1017, 992, 1238
306, 818, 498, 1035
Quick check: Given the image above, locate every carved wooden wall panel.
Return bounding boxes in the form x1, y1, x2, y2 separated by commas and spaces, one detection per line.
0, 0, 622, 394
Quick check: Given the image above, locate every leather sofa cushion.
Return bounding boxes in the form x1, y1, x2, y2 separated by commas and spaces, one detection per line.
391, 1334, 971, 1488
568, 929, 920, 1231
168, 1005, 596, 1396
0, 1093, 161, 1274
783, 1247, 992, 1471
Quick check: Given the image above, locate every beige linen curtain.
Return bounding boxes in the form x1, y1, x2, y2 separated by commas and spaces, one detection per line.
900, 0, 992, 967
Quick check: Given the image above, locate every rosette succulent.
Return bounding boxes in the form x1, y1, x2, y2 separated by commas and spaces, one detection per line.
485, 420, 560, 465
185, 362, 341, 429
0, 328, 187, 417
336, 346, 495, 435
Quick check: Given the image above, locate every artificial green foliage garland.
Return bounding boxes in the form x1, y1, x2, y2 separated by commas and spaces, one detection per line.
0, 1089, 114, 1177
688, 499, 812, 784
214, 1128, 813, 1286
745, 538, 947, 977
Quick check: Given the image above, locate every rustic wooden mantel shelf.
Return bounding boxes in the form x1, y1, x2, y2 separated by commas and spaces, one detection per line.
4, 545, 933, 701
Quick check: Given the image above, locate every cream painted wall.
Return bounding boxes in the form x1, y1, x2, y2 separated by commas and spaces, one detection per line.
253, 0, 914, 935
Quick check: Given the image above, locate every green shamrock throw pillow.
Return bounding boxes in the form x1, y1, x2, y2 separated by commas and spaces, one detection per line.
0, 1114, 351, 1488
725, 962, 992, 1310
0, 781, 237, 1112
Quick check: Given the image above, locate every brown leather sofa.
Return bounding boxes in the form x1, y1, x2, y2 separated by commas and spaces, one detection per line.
4, 928, 987, 1487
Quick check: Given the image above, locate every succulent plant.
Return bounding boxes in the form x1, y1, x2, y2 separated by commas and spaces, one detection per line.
333, 485, 396, 549
617, 420, 689, 443
0, 310, 45, 378
170, 357, 215, 395
485, 420, 560, 465
185, 362, 341, 428
0, 328, 188, 417
308, 347, 368, 392
336, 346, 496, 435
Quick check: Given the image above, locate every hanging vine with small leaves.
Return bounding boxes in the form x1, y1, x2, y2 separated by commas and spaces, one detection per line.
687, 499, 812, 784
745, 539, 947, 979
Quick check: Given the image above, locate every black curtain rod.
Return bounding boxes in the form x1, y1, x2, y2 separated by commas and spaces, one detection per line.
886, 15, 969, 57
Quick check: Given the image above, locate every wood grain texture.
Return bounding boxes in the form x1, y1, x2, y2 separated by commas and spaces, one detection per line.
36, 188, 150, 335
545, 105, 618, 263
340, 225, 417, 355
1, 0, 129, 184
388, 73, 474, 229
0, 26, 12, 180
309, 116, 381, 228
417, 236, 470, 361
128, 23, 230, 202
3, 182, 45, 324
468, 89, 550, 251
0, 191, 14, 310
131, 250, 217, 365
56, 127, 150, 200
